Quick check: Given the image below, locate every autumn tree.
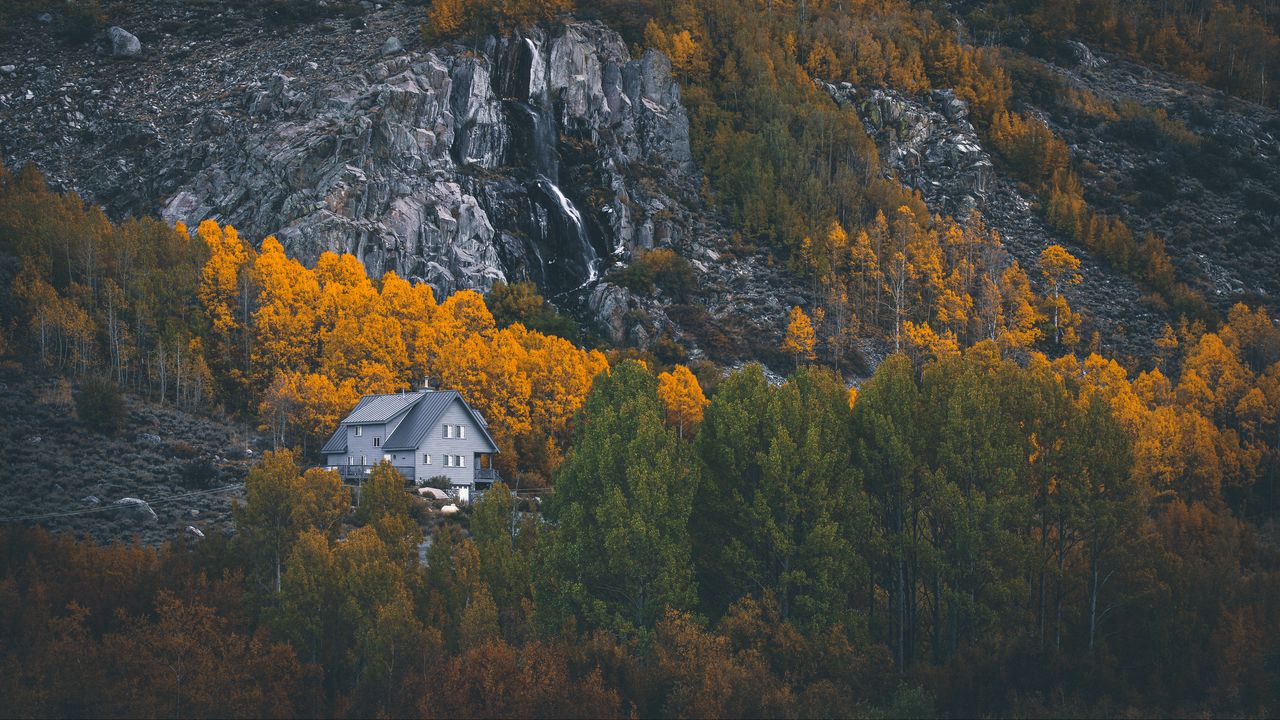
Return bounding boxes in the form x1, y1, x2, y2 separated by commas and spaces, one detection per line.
782, 306, 817, 364
657, 364, 709, 439
235, 450, 351, 593
1038, 244, 1082, 348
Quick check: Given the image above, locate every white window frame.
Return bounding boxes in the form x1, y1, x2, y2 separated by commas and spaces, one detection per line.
373, 436, 381, 448
458, 425, 466, 439
458, 455, 465, 468
445, 455, 454, 467
444, 425, 453, 439
423, 453, 431, 465
355, 426, 363, 437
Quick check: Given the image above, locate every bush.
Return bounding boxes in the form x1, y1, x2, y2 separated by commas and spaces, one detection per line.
76, 376, 125, 436
487, 281, 579, 340
608, 248, 697, 301
183, 457, 218, 489
58, 0, 105, 45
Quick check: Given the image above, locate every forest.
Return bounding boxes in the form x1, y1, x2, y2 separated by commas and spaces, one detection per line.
1, 157, 1279, 715
2, 0, 1280, 715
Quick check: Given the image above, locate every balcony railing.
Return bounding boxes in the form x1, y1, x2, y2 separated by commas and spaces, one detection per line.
330, 465, 416, 484
474, 468, 500, 483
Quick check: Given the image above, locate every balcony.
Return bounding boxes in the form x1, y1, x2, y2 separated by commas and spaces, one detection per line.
474, 468, 500, 483
330, 464, 416, 484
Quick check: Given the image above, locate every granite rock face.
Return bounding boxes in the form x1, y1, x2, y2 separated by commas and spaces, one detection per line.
0, 5, 821, 372
157, 22, 694, 301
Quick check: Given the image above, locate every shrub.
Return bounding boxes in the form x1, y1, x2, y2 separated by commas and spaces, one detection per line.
76, 376, 125, 436
183, 457, 218, 489
487, 281, 579, 340
58, 0, 105, 45
608, 248, 697, 301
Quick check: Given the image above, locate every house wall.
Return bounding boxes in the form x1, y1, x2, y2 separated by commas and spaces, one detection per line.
326, 422, 391, 468
399, 401, 494, 487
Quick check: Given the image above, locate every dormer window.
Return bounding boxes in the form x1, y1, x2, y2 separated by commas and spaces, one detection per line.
355, 426, 363, 437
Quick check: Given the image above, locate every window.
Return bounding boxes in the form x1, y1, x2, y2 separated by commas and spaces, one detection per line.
373, 437, 381, 448
458, 425, 466, 439
445, 455, 454, 467
348, 456, 353, 466
423, 454, 431, 465
360, 456, 366, 465
444, 425, 452, 439
458, 455, 465, 467
355, 426, 363, 437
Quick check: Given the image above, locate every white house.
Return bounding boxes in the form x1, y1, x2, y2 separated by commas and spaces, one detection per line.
320, 382, 500, 502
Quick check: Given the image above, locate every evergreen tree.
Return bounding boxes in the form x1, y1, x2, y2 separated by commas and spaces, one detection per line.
537, 361, 696, 637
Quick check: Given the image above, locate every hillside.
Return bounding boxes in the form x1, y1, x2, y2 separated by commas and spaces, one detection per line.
0, 369, 251, 544
0, 1, 1278, 718
2, 0, 1275, 370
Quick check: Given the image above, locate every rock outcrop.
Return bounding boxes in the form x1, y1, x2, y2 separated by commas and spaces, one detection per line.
156, 22, 694, 303
0, 3, 833, 369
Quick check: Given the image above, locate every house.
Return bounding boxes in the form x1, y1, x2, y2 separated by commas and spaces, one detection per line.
321, 381, 500, 502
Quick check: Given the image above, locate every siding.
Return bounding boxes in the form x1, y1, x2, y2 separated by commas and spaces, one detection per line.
407, 401, 493, 487
327, 422, 390, 467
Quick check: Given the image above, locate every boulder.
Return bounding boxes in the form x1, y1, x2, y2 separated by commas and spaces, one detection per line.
1067, 40, 1104, 69
114, 497, 157, 522
0, 65, 15, 76
107, 27, 142, 59
441, 503, 460, 516
81, 495, 101, 506
136, 432, 162, 445
185, 525, 205, 539
380, 36, 403, 56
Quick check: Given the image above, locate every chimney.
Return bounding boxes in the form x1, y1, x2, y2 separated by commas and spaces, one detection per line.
421, 377, 433, 392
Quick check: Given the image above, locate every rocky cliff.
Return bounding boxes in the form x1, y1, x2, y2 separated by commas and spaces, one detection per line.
0, 2, 806, 369
3, 1, 1276, 372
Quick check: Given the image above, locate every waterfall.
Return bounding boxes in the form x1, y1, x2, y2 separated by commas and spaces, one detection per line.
515, 102, 558, 179
507, 34, 602, 295
536, 175, 599, 286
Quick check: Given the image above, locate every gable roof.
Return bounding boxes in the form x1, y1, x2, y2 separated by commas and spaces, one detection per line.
383, 390, 499, 453
320, 425, 347, 455
342, 392, 422, 424
321, 389, 500, 456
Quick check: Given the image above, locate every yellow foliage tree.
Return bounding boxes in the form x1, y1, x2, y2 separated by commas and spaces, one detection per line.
252, 237, 320, 386
657, 364, 709, 439
782, 306, 817, 363
1038, 244, 1082, 348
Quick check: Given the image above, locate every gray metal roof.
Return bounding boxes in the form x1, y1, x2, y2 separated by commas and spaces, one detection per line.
320, 425, 347, 455
383, 390, 499, 453
341, 392, 422, 424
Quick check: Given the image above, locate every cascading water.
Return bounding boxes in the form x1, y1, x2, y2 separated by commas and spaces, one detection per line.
536, 175, 599, 286
509, 34, 603, 295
